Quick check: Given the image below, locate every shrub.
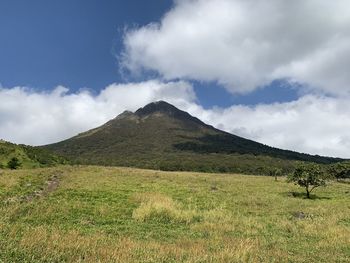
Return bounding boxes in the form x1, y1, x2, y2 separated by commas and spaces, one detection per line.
7, 157, 21, 170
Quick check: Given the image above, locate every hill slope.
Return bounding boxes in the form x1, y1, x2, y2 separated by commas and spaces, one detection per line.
44, 101, 342, 174
0, 140, 66, 169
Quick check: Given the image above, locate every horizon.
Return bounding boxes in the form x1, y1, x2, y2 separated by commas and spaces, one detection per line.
1, 0, 350, 158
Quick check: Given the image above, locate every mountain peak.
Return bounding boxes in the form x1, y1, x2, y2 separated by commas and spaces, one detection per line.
116, 110, 134, 119
134, 100, 206, 126
135, 101, 179, 117
135, 100, 182, 117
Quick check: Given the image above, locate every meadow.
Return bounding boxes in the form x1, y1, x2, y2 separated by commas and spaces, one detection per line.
0, 166, 349, 262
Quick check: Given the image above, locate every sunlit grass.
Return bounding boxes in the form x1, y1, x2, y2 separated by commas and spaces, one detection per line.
0, 166, 349, 262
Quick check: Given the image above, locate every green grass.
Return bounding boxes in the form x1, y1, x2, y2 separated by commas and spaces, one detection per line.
0, 140, 67, 169
0, 166, 349, 262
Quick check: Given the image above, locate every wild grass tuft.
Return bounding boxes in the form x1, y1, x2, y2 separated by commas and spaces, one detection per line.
132, 193, 201, 224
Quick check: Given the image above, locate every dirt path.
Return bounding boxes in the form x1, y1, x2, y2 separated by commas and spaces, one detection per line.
24, 170, 63, 202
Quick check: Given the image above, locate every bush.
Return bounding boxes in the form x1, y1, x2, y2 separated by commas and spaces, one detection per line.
7, 157, 21, 170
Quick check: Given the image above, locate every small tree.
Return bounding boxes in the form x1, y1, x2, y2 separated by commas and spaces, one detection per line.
7, 157, 21, 170
288, 163, 327, 198
269, 168, 282, 181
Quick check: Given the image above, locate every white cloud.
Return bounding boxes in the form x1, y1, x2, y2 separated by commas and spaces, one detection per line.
2, 1, 349, 161
185, 95, 350, 158
122, 0, 350, 95
1, 81, 350, 158
0, 80, 195, 145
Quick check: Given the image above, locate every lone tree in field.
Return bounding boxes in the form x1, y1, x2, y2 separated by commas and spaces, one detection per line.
7, 157, 21, 170
288, 163, 327, 199
269, 168, 282, 181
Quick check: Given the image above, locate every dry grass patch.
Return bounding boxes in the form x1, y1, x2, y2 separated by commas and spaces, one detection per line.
18, 226, 260, 263
0, 170, 22, 190
132, 193, 200, 224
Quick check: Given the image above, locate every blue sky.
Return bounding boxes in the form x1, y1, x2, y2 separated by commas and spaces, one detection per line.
1, 0, 350, 157
0, 0, 299, 108
0, 0, 171, 93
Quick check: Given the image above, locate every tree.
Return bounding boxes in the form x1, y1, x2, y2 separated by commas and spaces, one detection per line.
328, 162, 350, 181
269, 168, 282, 181
288, 163, 328, 198
7, 157, 21, 170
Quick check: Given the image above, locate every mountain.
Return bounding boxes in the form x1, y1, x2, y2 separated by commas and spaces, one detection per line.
0, 139, 67, 169
43, 101, 343, 175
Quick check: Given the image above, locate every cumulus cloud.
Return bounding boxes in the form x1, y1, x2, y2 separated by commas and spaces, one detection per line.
186, 95, 350, 158
1, 81, 350, 158
0, 80, 195, 145
122, 0, 350, 95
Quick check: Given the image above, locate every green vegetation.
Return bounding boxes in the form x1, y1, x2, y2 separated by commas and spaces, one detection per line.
173, 134, 339, 164
328, 161, 350, 181
0, 140, 67, 169
44, 101, 343, 175
0, 166, 349, 262
7, 157, 21, 170
288, 163, 329, 198
269, 167, 283, 181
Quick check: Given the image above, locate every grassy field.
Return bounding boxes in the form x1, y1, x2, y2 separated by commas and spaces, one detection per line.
0, 166, 349, 262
